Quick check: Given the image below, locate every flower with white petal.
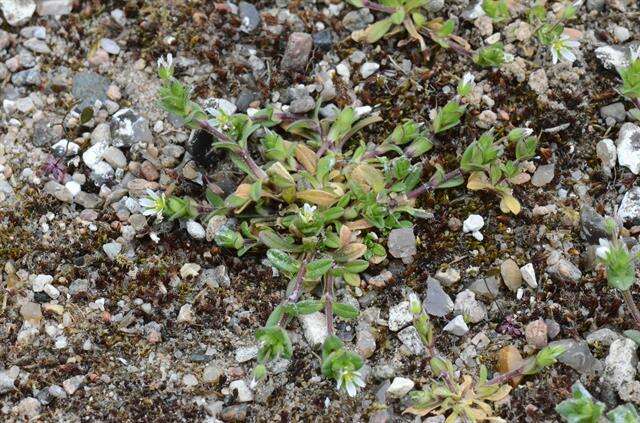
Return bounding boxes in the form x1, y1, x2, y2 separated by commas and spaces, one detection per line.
299, 203, 317, 224
139, 189, 166, 221
336, 369, 366, 397
550, 35, 580, 64
457, 72, 476, 97
596, 238, 612, 259
157, 53, 173, 69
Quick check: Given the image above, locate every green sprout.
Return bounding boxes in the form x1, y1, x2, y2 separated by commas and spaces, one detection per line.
474, 43, 507, 68
555, 382, 605, 423
482, 0, 510, 22
617, 49, 640, 106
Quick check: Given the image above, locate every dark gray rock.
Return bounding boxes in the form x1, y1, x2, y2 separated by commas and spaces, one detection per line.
580, 205, 609, 243
424, 277, 453, 317
600, 102, 626, 123
110, 108, 152, 147
72, 71, 110, 108
11, 68, 41, 86
239, 1, 260, 33
312, 29, 333, 51
550, 339, 601, 375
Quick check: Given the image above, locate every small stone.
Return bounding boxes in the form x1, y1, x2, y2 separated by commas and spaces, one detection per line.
476, 110, 497, 129
443, 315, 469, 336
424, 278, 453, 317
600, 102, 626, 123
186, 220, 206, 239
398, 326, 425, 355
617, 123, 640, 175
183, 373, 198, 387
388, 301, 413, 332
102, 242, 121, 260
281, 32, 312, 71
435, 268, 460, 286
72, 71, 110, 108
602, 339, 638, 393
386, 377, 414, 399
180, 263, 201, 278
520, 263, 537, 288
531, 163, 555, 187
387, 227, 416, 259
597, 138, 617, 176
102, 146, 127, 169
360, 62, 380, 78
1, 0, 36, 26
23, 37, 50, 54
37, 0, 73, 15
203, 363, 224, 383
200, 265, 231, 289
235, 346, 258, 363
454, 290, 487, 323
528, 68, 548, 94
221, 404, 247, 422
463, 214, 484, 233
587, 328, 623, 346
547, 256, 582, 282
0, 367, 19, 394
12, 397, 40, 419
177, 304, 195, 323
238, 1, 260, 33
229, 380, 254, 402
20, 301, 42, 324
356, 327, 376, 358
497, 346, 524, 386
299, 312, 328, 346
620, 187, 640, 225
501, 259, 522, 291
468, 276, 500, 300
613, 26, 631, 42
100, 38, 120, 54
312, 29, 333, 51
550, 339, 601, 375
288, 96, 315, 114
62, 375, 84, 395
110, 108, 153, 147
525, 319, 548, 348
595, 45, 630, 70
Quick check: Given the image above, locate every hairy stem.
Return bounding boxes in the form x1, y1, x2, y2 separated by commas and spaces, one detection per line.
324, 275, 335, 336
362, 0, 396, 13
288, 260, 308, 302
407, 169, 462, 199
623, 289, 640, 329
198, 119, 268, 181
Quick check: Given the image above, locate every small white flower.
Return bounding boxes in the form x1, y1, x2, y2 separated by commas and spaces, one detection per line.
157, 53, 173, 69
336, 369, 366, 397
299, 203, 317, 224
596, 238, 612, 259
550, 35, 580, 64
461, 72, 475, 86
139, 189, 166, 221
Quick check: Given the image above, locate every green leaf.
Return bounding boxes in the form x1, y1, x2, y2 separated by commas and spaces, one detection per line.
607, 404, 640, 423
432, 101, 466, 134
267, 249, 300, 274
343, 260, 369, 274
306, 258, 334, 280
250, 180, 262, 202
359, 18, 394, 44
266, 305, 284, 327
259, 230, 302, 252
555, 382, 605, 423
390, 9, 405, 25
80, 107, 94, 124
284, 300, 325, 316
321, 335, 344, 360
333, 303, 359, 319
623, 329, 640, 346
205, 189, 225, 208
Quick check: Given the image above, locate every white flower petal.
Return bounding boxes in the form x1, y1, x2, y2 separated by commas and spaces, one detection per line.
550, 48, 559, 64
560, 48, 577, 63
346, 382, 356, 397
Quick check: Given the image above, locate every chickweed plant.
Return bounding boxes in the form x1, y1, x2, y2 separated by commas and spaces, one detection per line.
404, 295, 565, 421
528, 0, 582, 65
151, 55, 470, 396
556, 382, 639, 423
345, 0, 470, 54
597, 218, 640, 329
617, 48, 640, 110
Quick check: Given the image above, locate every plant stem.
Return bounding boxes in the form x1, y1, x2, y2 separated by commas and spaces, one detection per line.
362, 0, 396, 13
198, 119, 268, 181
622, 289, 640, 329
324, 275, 335, 336
407, 169, 463, 199
486, 366, 525, 386
288, 260, 308, 302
